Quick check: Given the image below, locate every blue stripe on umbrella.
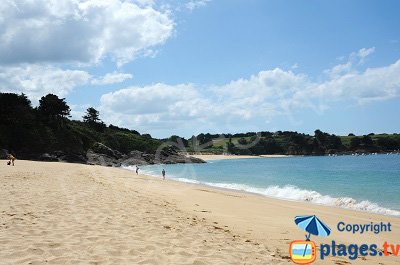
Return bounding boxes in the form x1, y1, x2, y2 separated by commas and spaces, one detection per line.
294, 215, 331, 257
315, 218, 331, 236
294, 215, 331, 237
296, 218, 313, 230
316, 218, 331, 235
294, 215, 312, 223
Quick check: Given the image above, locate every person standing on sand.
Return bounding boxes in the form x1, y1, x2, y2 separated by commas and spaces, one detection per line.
7, 154, 16, 166
135, 165, 139, 175
162, 169, 166, 180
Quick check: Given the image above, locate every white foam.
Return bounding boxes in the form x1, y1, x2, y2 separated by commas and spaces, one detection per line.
202, 182, 400, 217
123, 166, 400, 217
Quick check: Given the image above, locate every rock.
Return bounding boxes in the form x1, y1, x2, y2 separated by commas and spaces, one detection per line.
190, 157, 206, 163
153, 151, 206, 164
86, 150, 121, 167
91, 142, 122, 159
59, 153, 87, 164
39, 153, 58, 162
27, 142, 205, 167
120, 149, 205, 166
0, 149, 9, 159
128, 150, 143, 159
142, 153, 155, 163
120, 151, 154, 166
120, 157, 151, 166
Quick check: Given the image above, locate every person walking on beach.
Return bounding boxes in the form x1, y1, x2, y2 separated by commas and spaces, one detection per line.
7, 154, 16, 166
162, 169, 166, 180
135, 165, 139, 175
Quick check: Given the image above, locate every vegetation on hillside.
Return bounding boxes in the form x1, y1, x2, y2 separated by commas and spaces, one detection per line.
167, 131, 400, 156
0, 93, 162, 158
1, 92, 399, 158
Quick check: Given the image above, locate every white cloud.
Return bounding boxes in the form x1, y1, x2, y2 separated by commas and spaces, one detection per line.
91, 72, 133, 85
98, 68, 313, 132
0, 67, 135, 98
314, 59, 400, 103
98, 55, 400, 135
357, 47, 375, 60
325, 47, 376, 78
0, 0, 174, 100
70, 103, 91, 121
349, 47, 375, 65
324, 62, 353, 79
100, 83, 208, 115
0, 0, 174, 66
0, 65, 91, 100
99, 83, 213, 131
185, 0, 211, 11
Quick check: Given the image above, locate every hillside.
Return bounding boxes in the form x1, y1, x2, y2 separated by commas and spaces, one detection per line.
2, 93, 399, 161
0, 93, 203, 165
168, 131, 400, 156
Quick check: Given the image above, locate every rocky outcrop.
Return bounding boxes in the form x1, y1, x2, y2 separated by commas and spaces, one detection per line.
86, 150, 121, 167
38, 153, 59, 162
87, 143, 206, 167
90, 142, 123, 159
0, 149, 9, 159
37, 151, 87, 164
59, 153, 87, 164
24, 142, 205, 166
155, 147, 205, 164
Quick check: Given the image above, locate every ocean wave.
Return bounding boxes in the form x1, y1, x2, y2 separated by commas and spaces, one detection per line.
123, 166, 400, 217
201, 182, 400, 217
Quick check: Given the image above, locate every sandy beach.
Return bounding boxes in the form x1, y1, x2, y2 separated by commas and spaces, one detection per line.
1, 160, 399, 264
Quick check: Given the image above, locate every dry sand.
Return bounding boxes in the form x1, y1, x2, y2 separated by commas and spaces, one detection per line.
1, 160, 399, 265
190, 154, 290, 161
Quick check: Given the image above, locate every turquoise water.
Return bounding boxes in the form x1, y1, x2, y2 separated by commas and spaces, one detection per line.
127, 154, 400, 216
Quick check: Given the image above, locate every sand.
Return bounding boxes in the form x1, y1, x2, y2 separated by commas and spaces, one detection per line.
1, 160, 399, 265
190, 154, 290, 161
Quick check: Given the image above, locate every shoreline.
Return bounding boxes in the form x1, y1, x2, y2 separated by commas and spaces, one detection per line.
190, 153, 400, 162
132, 166, 400, 218
2, 160, 399, 264
189, 154, 291, 161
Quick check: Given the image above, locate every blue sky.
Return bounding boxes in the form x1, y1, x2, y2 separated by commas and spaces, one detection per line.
1, 0, 399, 138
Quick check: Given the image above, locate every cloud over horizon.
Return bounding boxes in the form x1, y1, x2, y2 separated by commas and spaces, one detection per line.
0, 0, 174, 100
0, 0, 174, 66
0, 65, 91, 99
98, 48, 400, 136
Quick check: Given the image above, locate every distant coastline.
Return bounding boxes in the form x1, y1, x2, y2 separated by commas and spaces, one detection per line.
2, 92, 399, 166
190, 154, 291, 161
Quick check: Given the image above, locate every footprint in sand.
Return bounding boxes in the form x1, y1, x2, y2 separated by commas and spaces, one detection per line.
27, 247, 45, 255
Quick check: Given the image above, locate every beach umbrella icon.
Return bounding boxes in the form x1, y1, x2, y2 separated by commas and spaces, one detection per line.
294, 215, 331, 256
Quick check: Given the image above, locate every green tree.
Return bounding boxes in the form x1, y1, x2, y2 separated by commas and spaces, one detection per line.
238, 137, 248, 145
38, 94, 70, 119
169, 135, 189, 147
83, 107, 106, 132
83, 107, 101, 124
0, 93, 33, 125
350, 137, 362, 149
377, 137, 399, 150
0, 93, 35, 152
361, 135, 373, 147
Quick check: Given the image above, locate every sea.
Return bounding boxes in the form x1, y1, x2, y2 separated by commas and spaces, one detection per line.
124, 154, 400, 217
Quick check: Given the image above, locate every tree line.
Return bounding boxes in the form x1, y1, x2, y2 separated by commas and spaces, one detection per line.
167, 130, 400, 156
0, 92, 161, 158
1, 92, 399, 158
